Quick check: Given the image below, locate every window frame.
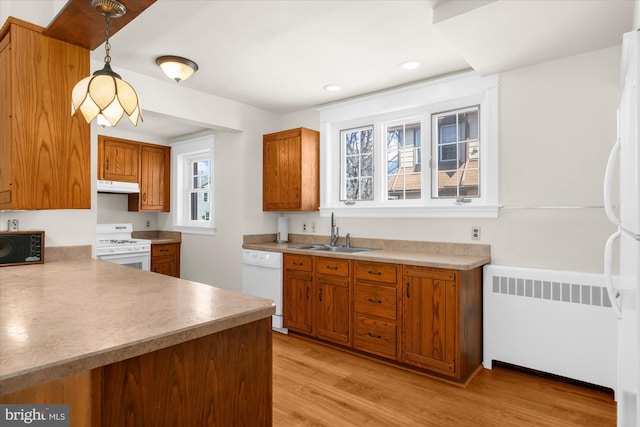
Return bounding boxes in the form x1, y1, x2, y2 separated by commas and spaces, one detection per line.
171, 134, 216, 235
318, 72, 499, 218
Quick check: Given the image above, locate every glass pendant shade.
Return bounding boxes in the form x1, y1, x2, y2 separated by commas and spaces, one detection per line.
71, 66, 141, 127
156, 56, 198, 83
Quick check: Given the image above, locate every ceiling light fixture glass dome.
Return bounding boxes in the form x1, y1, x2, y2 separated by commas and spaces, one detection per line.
156, 56, 199, 83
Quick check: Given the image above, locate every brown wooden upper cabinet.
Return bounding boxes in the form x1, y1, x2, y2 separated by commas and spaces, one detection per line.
130, 144, 171, 212
97, 136, 171, 212
0, 18, 90, 210
263, 127, 319, 211
98, 136, 139, 183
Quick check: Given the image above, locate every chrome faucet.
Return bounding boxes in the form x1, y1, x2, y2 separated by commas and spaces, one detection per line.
345, 233, 351, 248
330, 212, 339, 246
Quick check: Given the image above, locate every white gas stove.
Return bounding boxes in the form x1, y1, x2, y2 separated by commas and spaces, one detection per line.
96, 224, 151, 270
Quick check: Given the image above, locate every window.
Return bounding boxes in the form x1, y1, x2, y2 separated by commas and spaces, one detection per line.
172, 135, 216, 234
386, 119, 421, 200
319, 72, 498, 218
341, 126, 374, 201
433, 106, 480, 199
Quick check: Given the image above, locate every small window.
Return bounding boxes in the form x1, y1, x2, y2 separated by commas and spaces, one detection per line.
432, 106, 480, 199
341, 126, 374, 201
386, 119, 422, 200
172, 135, 216, 234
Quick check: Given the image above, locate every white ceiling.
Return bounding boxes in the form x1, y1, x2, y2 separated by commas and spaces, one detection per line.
92, 0, 636, 138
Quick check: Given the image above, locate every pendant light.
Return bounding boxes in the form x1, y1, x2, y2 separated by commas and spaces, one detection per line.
156, 56, 199, 83
71, 0, 142, 127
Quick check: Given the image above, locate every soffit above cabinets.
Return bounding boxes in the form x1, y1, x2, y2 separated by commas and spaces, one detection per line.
43, 0, 156, 50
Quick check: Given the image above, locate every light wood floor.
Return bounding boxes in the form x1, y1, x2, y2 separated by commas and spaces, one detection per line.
272, 333, 616, 426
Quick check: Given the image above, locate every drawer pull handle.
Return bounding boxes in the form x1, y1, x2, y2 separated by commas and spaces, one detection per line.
368, 270, 382, 276
293, 262, 303, 266
367, 298, 382, 304
306, 286, 309, 299
406, 282, 410, 298
159, 249, 169, 252
319, 288, 323, 302
367, 332, 382, 339
105, 159, 109, 170
327, 265, 338, 270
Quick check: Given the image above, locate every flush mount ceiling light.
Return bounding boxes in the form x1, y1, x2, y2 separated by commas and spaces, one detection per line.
71, 0, 142, 127
400, 60, 423, 70
156, 56, 199, 83
323, 84, 342, 92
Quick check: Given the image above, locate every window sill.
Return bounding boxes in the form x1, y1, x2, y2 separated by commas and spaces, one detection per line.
172, 225, 217, 235
319, 204, 499, 219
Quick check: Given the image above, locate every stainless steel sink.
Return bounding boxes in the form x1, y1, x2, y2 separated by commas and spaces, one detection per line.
293, 244, 376, 254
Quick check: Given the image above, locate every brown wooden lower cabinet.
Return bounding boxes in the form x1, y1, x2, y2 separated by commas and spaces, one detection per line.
0, 318, 272, 426
283, 255, 483, 382
151, 242, 180, 277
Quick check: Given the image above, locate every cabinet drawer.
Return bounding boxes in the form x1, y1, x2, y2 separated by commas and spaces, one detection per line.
355, 261, 398, 284
403, 266, 456, 281
354, 283, 396, 320
284, 254, 313, 272
353, 315, 396, 359
316, 257, 350, 277
152, 243, 177, 257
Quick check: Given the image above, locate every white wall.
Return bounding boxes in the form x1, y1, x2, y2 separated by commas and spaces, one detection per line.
272, 45, 622, 274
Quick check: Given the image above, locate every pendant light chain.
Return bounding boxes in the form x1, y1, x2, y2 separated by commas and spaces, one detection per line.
104, 13, 112, 65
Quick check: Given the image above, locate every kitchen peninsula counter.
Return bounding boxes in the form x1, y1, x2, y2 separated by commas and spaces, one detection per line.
0, 259, 274, 425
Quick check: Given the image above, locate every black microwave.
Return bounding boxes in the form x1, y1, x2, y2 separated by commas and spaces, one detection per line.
0, 231, 45, 266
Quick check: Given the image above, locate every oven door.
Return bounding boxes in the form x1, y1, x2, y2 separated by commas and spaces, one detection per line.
97, 252, 150, 271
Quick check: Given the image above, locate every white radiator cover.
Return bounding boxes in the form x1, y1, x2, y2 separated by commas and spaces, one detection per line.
483, 265, 618, 394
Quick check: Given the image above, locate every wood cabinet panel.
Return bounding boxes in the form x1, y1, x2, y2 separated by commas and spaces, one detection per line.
263, 128, 319, 211
101, 318, 272, 426
402, 272, 457, 376
353, 315, 397, 359
316, 257, 350, 277
128, 144, 171, 212
283, 255, 314, 334
355, 261, 399, 284
284, 253, 313, 272
315, 274, 351, 345
354, 283, 397, 320
98, 136, 139, 182
151, 243, 180, 278
0, 18, 90, 210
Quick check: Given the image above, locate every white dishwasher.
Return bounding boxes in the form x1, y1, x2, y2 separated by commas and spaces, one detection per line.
242, 249, 287, 334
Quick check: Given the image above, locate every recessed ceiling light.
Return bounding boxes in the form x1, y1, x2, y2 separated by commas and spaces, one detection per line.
323, 84, 342, 92
400, 60, 422, 70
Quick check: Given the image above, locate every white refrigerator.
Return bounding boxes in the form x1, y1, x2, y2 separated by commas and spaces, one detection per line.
604, 29, 640, 427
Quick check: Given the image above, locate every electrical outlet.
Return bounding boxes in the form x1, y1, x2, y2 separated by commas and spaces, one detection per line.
145, 220, 151, 228
311, 222, 316, 233
471, 226, 481, 240
302, 222, 307, 232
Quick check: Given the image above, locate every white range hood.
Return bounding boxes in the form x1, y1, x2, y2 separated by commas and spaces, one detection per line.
97, 180, 140, 194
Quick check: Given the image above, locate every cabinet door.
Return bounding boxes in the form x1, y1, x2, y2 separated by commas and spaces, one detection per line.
263, 131, 301, 211
98, 137, 139, 182
283, 269, 314, 334
315, 274, 351, 345
138, 145, 170, 212
0, 35, 11, 207
402, 268, 458, 376
151, 243, 180, 278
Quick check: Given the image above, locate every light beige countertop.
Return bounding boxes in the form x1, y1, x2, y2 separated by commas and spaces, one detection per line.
243, 234, 491, 270
0, 259, 274, 395
132, 230, 181, 244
